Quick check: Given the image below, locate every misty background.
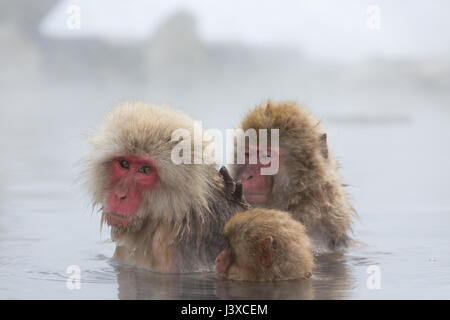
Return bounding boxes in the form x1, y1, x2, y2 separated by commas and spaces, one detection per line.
0, 0, 449, 299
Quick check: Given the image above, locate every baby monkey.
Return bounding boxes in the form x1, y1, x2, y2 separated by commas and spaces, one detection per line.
215, 208, 314, 281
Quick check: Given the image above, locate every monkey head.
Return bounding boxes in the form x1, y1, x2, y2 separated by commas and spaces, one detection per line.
232, 101, 330, 209
215, 208, 314, 281
83, 102, 217, 237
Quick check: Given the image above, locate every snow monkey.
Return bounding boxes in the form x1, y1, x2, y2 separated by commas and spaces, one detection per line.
83, 102, 249, 273
231, 101, 355, 250
215, 208, 314, 281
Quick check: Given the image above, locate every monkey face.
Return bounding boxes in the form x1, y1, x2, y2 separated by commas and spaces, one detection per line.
215, 244, 234, 277
104, 156, 158, 229
215, 239, 271, 281
215, 243, 249, 280
236, 146, 278, 205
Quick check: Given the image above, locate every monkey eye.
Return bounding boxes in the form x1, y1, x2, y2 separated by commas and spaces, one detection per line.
139, 165, 153, 175
119, 160, 130, 169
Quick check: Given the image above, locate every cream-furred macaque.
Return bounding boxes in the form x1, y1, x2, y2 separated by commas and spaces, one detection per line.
83, 102, 249, 272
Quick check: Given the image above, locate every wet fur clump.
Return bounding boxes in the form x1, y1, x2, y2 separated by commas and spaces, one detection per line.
224, 208, 314, 281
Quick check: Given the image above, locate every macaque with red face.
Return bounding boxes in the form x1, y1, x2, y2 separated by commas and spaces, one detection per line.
215, 208, 314, 281
105, 156, 158, 228
238, 144, 278, 204
83, 102, 249, 272
231, 101, 355, 250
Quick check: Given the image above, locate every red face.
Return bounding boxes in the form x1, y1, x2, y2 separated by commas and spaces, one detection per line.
237, 146, 278, 205
105, 156, 158, 228
215, 246, 234, 276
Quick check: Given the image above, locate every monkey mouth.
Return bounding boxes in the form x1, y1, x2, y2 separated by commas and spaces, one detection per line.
105, 212, 137, 228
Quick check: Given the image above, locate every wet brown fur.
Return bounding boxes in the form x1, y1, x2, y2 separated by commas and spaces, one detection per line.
232, 101, 355, 250
222, 208, 314, 281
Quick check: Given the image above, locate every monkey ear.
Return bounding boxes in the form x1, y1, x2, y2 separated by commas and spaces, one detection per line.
319, 133, 328, 159
259, 236, 273, 267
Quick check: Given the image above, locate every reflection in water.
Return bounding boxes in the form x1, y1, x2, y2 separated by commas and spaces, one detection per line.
311, 253, 354, 299
115, 265, 217, 300
215, 278, 313, 300
114, 253, 353, 299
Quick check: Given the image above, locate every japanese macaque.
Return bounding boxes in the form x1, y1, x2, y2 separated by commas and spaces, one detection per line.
215, 208, 314, 281
83, 102, 249, 273
231, 101, 355, 250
